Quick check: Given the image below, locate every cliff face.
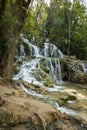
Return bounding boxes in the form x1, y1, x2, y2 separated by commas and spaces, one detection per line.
0, 81, 87, 130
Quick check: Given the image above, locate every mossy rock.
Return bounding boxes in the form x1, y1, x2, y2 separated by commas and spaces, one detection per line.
67, 95, 77, 100
32, 69, 44, 81
40, 58, 50, 74
58, 94, 77, 106
37, 42, 44, 49
60, 58, 87, 84
21, 80, 31, 89
13, 61, 22, 74
41, 66, 49, 74
23, 42, 30, 56
44, 78, 53, 88
32, 68, 54, 87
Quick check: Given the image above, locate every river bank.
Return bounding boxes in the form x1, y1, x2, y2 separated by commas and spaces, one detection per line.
0, 80, 87, 130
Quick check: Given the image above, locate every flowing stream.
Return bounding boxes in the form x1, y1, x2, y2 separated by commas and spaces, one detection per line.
13, 35, 87, 122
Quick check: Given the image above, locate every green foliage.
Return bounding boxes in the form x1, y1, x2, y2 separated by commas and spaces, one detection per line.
0, 0, 19, 47
0, 0, 87, 62
23, 0, 48, 44
45, 0, 87, 59
0, 0, 32, 79
0, 0, 20, 62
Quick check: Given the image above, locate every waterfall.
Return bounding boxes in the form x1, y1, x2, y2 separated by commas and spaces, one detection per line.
20, 35, 40, 57
20, 44, 26, 57
58, 49, 64, 58
13, 35, 64, 85
13, 58, 44, 86
43, 42, 63, 82
43, 43, 64, 58
81, 62, 87, 74
46, 58, 62, 83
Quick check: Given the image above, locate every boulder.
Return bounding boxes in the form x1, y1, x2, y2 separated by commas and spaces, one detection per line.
60, 58, 87, 84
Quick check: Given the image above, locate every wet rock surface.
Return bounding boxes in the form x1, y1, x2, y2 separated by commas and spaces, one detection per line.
0, 82, 87, 130
60, 58, 87, 84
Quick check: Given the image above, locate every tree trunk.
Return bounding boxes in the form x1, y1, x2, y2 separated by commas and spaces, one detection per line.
67, 15, 71, 55
0, 0, 7, 20
1, 0, 31, 80
2, 43, 17, 79
0, 0, 7, 62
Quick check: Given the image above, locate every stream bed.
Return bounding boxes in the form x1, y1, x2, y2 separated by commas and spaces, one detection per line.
13, 35, 87, 124
20, 82, 87, 122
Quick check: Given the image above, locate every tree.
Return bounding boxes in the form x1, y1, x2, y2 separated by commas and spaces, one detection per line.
0, 0, 31, 79
23, 0, 48, 44
45, 0, 87, 59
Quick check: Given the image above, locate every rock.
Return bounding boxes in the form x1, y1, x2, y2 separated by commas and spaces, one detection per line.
60, 58, 87, 84
0, 97, 5, 106
58, 94, 77, 106
0, 83, 87, 130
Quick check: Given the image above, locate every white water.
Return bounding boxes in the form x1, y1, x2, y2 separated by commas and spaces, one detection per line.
53, 101, 87, 121
20, 44, 26, 57
81, 62, 87, 74
13, 35, 64, 85
44, 84, 64, 92
13, 35, 87, 122
46, 58, 62, 83
53, 101, 78, 115
43, 43, 64, 58
21, 83, 45, 98
13, 58, 44, 86
15, 44, 26, 60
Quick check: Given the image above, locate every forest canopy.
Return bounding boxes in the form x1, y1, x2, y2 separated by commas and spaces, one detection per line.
0, 0, 87, 80
23, 0, 87, 60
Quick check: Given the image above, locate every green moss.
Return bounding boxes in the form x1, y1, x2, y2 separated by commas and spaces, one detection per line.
40, 58, 50, 74
38, 42, 44, 49
60, 58, 87, 84
68, 95, 77, 100
32, 68, 54, 87
22, 80, 31, 89
44, 78, 53, 88
58, 94, 77, 106
32, 69, 44, 81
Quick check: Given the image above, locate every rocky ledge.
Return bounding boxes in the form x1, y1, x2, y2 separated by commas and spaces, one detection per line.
60, 57, 87, 84
0, 81, 87, 130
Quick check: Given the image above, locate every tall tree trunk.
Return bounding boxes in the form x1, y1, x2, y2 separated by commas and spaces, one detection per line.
0, 0, 7, 20
0, 0, 7, 62
67, 15, 71, 55
2, 43, 17, 79
1, 0, 31, 80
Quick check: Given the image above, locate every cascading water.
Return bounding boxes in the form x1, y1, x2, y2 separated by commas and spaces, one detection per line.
13, 35, 64, 85
43, 42, 64, 58
20, 44, 26, 57
43, 42, 63, 83
15, 44, 26, 60
13, 35, 87, 122
20, 34, 40, 57
81, 62, 87, 74
46, 58, 62, 83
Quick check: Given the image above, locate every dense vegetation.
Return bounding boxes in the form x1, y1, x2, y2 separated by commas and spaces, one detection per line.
0, 0, 87, 80
46, 0, 87, 59
0, 0, 31, 79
